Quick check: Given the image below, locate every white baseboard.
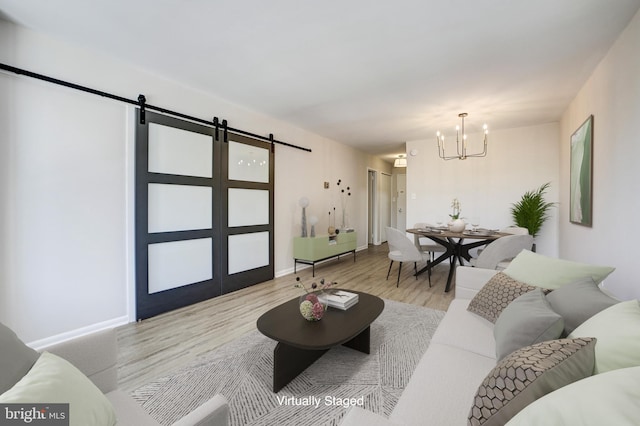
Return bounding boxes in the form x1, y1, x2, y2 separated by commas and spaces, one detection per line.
27, 315, 129, 351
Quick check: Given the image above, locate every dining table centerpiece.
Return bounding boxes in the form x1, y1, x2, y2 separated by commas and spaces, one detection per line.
448, 198, 466, 232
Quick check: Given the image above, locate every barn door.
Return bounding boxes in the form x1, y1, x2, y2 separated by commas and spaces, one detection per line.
135, 111, 274, 320
220, 133, 274, 293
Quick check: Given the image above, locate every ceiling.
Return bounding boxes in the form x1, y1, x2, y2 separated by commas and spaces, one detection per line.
1, 0, 639, 161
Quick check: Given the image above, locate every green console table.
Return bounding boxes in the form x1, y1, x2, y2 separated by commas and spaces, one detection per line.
293, 232, 357, 276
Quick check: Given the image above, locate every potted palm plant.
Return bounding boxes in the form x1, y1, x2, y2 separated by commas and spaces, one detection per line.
510, 183, 555, 251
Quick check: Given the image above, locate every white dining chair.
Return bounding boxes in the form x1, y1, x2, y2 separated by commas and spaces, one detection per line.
476, 225, 529, 257
386, 227, 431, 287
500, 226, 529, 235
469, 234, 534, 270
413, 222, 447, 261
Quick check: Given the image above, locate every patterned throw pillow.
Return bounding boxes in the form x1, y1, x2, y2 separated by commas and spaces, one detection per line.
468, 338, 597, 426
467, 272, 537, 323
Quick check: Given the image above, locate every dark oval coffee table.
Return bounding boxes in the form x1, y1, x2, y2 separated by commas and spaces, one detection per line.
257, 290, 384, 392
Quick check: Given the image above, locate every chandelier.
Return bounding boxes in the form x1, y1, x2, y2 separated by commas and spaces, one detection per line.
437, 113, 488, 160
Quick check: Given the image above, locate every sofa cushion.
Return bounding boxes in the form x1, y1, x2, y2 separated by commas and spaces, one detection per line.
504, 366, 640, 425
431, 299, 496, 359
467, 272, 537, 323
569, 300, 640, 374
468, 337, 596, 426
503, 250, 615, 289
494, 288, 564, 360
390, 343, 496, 426
545, 277, 619, 336
0, 351, 117, 426
0, 321, 40, 395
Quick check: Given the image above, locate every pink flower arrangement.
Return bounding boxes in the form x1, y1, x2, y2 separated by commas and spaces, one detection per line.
294, 277, 337, 321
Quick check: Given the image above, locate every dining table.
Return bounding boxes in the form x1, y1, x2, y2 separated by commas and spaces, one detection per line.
406, 227, 509, 292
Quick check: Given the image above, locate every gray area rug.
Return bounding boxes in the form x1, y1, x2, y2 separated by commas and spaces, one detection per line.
131, 299, 445, 426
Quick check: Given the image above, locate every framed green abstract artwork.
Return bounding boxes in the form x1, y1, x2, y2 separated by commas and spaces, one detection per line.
570, 115, 593, 226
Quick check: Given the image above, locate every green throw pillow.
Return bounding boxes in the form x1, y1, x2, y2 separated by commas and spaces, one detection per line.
494, 288, 564, 360
569, 300, 640, 374
0, 352, 117, 426
505, 366, 640, 425
503, 250, 615, 289
0, 321, 40, 395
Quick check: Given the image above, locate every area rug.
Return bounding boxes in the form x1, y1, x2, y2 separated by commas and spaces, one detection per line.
131, 299, 445, 426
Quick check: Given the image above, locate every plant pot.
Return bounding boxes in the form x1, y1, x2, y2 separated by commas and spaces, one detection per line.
448, 219, 466, 233
299, 294, 327, 321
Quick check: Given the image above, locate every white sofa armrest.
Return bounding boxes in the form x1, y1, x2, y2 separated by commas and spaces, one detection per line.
172, 394, 229, 426
43, 329, 118, 393
455, 266, 498, 300
340, 407, 401, 426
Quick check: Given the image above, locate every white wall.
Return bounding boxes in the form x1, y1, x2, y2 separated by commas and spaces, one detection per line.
0, 19, 391, 343
559, 9, 640, 300
406, 122, 560, 256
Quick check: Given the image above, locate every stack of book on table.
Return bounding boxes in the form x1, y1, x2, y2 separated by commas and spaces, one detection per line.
322, 290, 359, 310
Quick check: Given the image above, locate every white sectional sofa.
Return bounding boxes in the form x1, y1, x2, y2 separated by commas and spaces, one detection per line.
341, 252, 640, 426
341, 266, 502, 426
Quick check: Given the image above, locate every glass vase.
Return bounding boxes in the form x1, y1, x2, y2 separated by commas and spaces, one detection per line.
299, 294, 327, 321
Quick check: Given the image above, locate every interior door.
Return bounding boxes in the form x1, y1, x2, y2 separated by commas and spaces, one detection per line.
379, 172, 391, 243
396, 173, 407, 231
368, 170, 376, 245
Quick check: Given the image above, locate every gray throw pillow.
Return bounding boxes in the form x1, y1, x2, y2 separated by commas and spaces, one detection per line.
494, 288, 564, 360
0, 321, 40, 394
546, 277, 619, 336
468, 338, 597, 426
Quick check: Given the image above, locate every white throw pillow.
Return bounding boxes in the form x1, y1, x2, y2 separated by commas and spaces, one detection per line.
569, 300, 640, 374
505, 366, 640, 425
0, 352, 117, 426
503, 250, 615, 289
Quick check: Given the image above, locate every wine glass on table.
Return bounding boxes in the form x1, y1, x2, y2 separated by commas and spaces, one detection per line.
470, 217, 480, 232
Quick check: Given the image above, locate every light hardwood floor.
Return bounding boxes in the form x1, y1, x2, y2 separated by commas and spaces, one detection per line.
116, 243, 456, 392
